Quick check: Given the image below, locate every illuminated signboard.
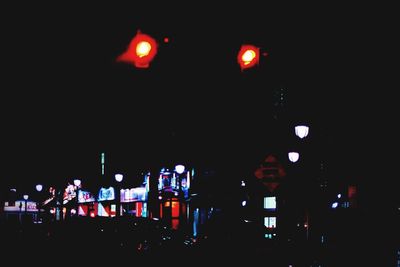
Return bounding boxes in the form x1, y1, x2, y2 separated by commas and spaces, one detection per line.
78, 190, 96, 203
4, 200, 38, 212
120, 187, 147, 203
264, 197, 276, 210
63, 184, 77, 204
98, 187, 115, 201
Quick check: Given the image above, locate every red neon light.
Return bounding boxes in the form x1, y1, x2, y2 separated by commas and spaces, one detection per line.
136, 202, 143, 217
117, 30, 158, 68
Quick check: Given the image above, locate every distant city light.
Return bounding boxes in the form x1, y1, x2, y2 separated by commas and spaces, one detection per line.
10, 188, 16, 192
288, 152, 300, 163
158, 196, 162, 200
337, 193, 341, 199
295, 125, 309, 139
331, 202, 338, 208
242, 201, 247, 207
36, 184, 43, 192
241, 180, 246, 187
23, 194, 29, 200
115, 174, 123, 183
175, 164, 185, 174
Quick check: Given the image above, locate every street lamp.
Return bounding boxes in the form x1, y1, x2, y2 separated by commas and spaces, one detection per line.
288, 152, 300, 163
295, 125, 309, 139
73, 179, 81, 217
36, 184, 43, 222
36, 184, 43, 192
175, 165, 185, 175
73, 179, 81, 187
23, 194, 29, 213
115, 174, 123, 217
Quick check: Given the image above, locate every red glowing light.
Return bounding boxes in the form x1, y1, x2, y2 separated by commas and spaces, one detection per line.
164, 37, 169, 43
237, 45, 260, 70
117, 30, 158, 68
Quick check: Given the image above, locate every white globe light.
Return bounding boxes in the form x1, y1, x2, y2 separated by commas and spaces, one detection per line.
295, 125, 309, 139
115, 174, 123, 182
23, 194, 29, 200
175, 165, 185, 174
73, 179, 81, 187
288, 152, 300, 163
36, 184, 43, 192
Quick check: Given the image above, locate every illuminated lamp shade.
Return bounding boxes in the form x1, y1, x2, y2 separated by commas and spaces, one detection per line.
73, 179, 81, 187
288, 152, 300, 163
237, 44, 260, 70
23, 194, 29, 200
36, 184, 43, 192
116, 30, 158, 69
175, 164, 185, 174
295, 125, 309, 139
115, 174, 124, 183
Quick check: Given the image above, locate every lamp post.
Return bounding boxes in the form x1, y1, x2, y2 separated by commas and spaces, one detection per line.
23, 194, 29, 223
73, 179, 81, 218
36, 184, 43, 222
115, 174, 123, 217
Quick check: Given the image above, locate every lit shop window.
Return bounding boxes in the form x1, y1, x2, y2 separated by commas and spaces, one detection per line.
264, 197, 276, 209
264, 217, 276, 228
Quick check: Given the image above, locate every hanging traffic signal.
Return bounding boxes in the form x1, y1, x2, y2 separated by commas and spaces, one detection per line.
117, 30, 158, 69
237, 44, 260, 71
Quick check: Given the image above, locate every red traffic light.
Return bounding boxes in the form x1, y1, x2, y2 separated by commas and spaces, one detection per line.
237, 44, 260, 70
117, 30, 158, 69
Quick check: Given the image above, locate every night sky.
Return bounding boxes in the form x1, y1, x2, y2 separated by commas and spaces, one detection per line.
0, 4, 389, 201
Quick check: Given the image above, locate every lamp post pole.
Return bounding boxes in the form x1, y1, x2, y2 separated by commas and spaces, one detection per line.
36, 184, 43, 223
23, 194, 29, 223
73, 179, 81, 218
115, 174, 123, 217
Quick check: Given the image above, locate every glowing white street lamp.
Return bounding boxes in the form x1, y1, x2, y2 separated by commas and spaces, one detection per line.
36, 184, 43, 192
73, 179, 81, 187
114, 174, 124, 217
175, 164, 185, 174
115, 174, 124, 183
288, 152, 300, 163
23, 194, 29, 200
295, 125, 309, 139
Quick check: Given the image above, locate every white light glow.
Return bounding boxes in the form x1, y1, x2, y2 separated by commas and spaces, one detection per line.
23, 195, 29, 200
337, 194, 341, 199
242, 49, 256, 65
331, 202, 338, 208
73, 179, 81, 187
242, 200, 247, 207
241, 180, 246, 187
36, 184, 43, 192
136, 41, 151, 57
295, 125, 309, 139
175, 164, 185, 174
115, 174, 123, 182
288, 152, 300, 163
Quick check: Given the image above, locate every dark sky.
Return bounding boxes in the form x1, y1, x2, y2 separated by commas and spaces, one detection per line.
0, 4, 387, 194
